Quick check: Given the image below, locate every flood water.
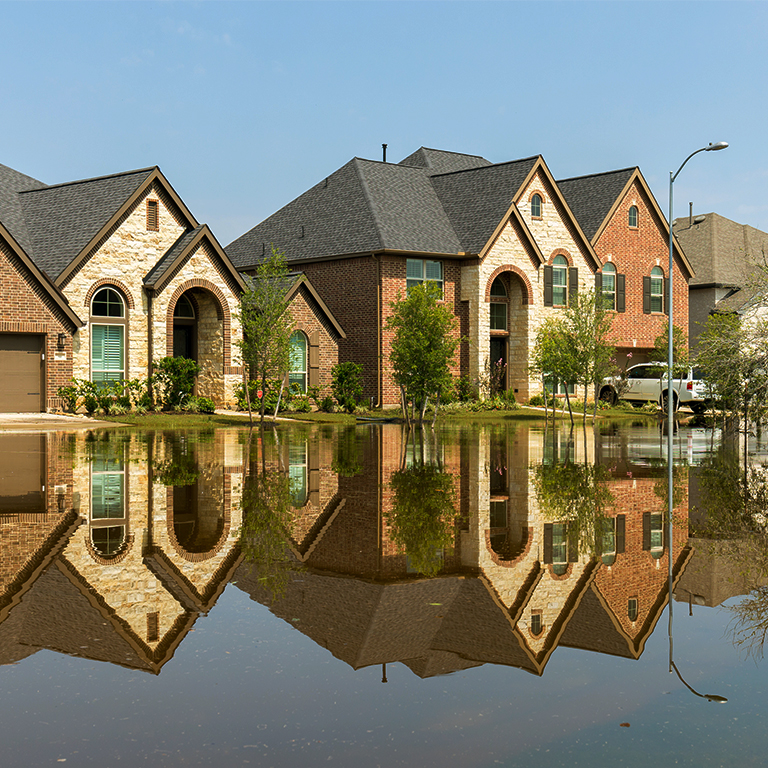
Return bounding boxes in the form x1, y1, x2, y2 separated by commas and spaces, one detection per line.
0, 419, 766, 767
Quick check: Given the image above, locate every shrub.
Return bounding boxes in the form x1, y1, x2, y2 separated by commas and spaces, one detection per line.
152, 356, 200, 410
332, 362, 363, 413
453, 376, 476, 403
57, 384, 80, 413
319, 395, 335, 413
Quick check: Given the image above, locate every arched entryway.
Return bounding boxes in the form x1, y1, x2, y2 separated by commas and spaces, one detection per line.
485, 268, 530, 400
168, 286, 226, 404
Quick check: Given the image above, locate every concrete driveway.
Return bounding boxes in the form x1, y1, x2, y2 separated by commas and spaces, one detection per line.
0, 413, 114, 430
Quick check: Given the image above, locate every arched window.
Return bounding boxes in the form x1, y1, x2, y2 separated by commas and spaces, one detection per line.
628, 597, 639, 622
289, 331, 308, 393
90, 447, 126, 557
552, 256, 568, 307
174, 295, 195, 319
531, 193, 542, 218
490, 277, 508, 331
289, 439, 308, 507
650, 266, 664, 313
628, 205, 638, 228
90, 287, 126, 384
601, 263, 616, 310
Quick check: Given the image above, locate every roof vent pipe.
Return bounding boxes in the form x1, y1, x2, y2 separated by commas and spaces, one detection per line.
382, 144, 387, 163
689, 202, 693, 227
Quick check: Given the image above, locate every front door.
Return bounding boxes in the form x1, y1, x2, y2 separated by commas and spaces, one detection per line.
489, 338, 507, 394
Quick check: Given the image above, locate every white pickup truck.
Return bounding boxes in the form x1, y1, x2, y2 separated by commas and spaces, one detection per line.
599, 363, 711, 413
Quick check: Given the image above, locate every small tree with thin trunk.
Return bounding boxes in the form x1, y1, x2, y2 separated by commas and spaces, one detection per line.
386, 282, 459, 425
529, 317, 578, 426
237, 246, 293, 427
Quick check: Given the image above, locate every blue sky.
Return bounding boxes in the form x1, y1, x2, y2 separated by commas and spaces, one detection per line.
1, 1, 764, 246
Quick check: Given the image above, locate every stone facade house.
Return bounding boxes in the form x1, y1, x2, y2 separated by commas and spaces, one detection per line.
227, 147, 692, 406
0, 162, 245, 411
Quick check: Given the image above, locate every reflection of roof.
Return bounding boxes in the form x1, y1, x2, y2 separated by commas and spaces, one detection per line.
235, 565, 540, 677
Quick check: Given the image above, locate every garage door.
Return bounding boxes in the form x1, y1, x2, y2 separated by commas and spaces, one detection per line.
0, 334, 43, 413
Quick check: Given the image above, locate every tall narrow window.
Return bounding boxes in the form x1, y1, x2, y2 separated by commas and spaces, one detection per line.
91, 288, 126, 384
628, 598, 639, 622
407, 259, 443, 297
289, 439, 308, 507
146, 199, 159, 231
552, 256, 568, 306
650, 266, 664, 313
628, 205, 638, 228
90, 447, 126, 557
552, 523, 568, 575
601, 263, 616, 310
490, 276, 508, 330
289, 331, 307, 393
531, 193, 542, 218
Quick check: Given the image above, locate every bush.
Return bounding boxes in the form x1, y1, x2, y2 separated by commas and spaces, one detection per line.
57, 384, 80, 413
319, 395, 335, 413
152, 356, 200, 410
453, 376, 476, 403
332, 362, 363, 413
182, 396, 216, 414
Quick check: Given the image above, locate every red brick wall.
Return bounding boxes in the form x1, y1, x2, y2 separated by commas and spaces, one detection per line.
0, 239, 75, 411
289, 285, 341, 396
595, 179, 689, 360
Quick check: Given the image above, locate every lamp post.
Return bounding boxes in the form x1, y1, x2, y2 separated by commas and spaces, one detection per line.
666, 141, 728, 675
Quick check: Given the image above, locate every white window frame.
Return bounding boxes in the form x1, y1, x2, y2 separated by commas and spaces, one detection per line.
407, 259, 443, 298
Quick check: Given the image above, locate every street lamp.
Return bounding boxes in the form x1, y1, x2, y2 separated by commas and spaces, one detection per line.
666, 141, 728, 676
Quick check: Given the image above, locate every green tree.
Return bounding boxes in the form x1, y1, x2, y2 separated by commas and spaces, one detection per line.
386, 282, 459, 425
331, 362, 363, 413
529, 317, 578, 425
563, 289, 616, 425
237, 246, 294, 427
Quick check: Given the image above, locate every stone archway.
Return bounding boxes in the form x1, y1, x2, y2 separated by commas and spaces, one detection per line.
167, 283, 229, 406
485, 268, 530, 401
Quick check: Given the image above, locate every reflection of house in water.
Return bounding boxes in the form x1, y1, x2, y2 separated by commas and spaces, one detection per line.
0, 430, 243, 672
239, 423, 694, 677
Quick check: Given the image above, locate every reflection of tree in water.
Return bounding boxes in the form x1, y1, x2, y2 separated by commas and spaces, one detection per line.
331, 426, 363, 478
238, 431, 296, 597
386, 428, 459, 578
694, 445, 768, 659
532, 455, 614, 562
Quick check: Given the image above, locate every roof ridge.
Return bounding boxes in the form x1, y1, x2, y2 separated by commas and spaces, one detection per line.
19, 166, 157, 194
558, 167, 637, 183
430, 155, 540, 179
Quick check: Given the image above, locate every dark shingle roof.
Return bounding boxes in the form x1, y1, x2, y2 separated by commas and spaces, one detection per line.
398, 147, 492, 175
557, 168, 635, 241
0, 163, 47, 253
431, 158, 539, 254
227, 158, 384, 268
226, 150, 537, 269
18, 167, 155, 278
143, 225, 205, 287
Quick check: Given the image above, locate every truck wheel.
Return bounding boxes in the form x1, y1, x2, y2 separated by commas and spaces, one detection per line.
599, 387, 617, 406
661, 392, 679, 413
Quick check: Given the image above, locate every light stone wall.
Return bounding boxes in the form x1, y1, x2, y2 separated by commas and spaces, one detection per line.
463, 169, 595, 402
66, 183, 188, 383
153, 240, 242, 408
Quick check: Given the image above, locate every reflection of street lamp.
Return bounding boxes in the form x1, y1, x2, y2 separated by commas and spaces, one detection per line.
666, 142, 728, 677
670, 660, 728, 703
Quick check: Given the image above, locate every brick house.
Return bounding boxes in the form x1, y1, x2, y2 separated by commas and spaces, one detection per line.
227, 147, 692, 406
0, 162, 246, 411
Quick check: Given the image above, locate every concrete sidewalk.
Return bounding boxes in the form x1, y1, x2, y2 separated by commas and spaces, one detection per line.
0, 412, 114, 430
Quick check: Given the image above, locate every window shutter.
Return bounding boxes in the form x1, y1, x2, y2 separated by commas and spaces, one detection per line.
643, 276, 651, 314
594, 272, 602, 292
568, 267, 578, 303
664, 277, 669, 315
543, 265, 553, 306
616, 274, 626, 313
543, 523, 553, 563
309, 439, 320, 507
616, 515, 626, 554
308, 330, 320, 388
568, 526, 579, 562
642, 512, 651, 551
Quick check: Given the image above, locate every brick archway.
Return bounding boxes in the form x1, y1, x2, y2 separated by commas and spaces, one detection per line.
485, 265, 533, 305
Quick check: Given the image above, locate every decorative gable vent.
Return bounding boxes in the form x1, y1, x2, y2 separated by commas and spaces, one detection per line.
146, 199, 159, 231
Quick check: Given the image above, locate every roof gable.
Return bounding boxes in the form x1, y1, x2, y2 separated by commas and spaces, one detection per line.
430, 157, 539, 255
16, 167, 199, 285
143, 224, 245, 295
557, 168, 636, 242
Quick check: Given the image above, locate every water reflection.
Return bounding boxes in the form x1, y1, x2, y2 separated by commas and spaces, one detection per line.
0, 421, 736, 680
